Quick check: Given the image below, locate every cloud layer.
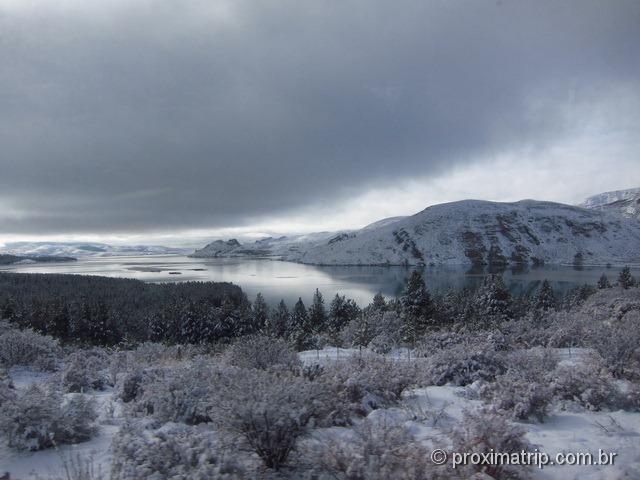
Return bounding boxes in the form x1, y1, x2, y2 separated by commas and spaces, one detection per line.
1, 0, 639, 238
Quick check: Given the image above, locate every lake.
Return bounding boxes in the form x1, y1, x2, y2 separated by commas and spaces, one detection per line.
0, 255, 634, 306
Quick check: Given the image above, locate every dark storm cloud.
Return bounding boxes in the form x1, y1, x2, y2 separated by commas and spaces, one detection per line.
1, 0, 639, 234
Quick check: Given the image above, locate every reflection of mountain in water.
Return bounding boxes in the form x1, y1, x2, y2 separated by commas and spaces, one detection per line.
1, 255, 634, 306
315, 263, 629, 301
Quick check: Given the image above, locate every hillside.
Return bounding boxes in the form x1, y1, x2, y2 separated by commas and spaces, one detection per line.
283, 200, 640, 266
0, 254, 77, 266
1, 242, 190, 258
580, 188, 640, 221
190, 232, 341, 259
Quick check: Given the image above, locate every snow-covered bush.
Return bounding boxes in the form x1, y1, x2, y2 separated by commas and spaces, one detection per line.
224, 334, 301, 371
504, 347, 559, 383
589, 317, 640, 380
425, 344, 505, 386
301, 418, 433, 479
550, 362, 622, 411
319, 355, 417, 420
118, 370, 144, 403
415, 331, 467, 355
0, 384, 97, 451
479, 373, 551, 422
134, 361, 229, 425
58, 393, 99, 443
214, 368, 320, 470
61, 350, 109, 392
110, 421, 250, 479
449, 408, 532, 479
0, 327, 60, 371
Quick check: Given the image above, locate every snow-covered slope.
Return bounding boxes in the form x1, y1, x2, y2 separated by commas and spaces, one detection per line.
0, 242, 190, 258
191, 239, 244, 257
283, 200, 640, 266
190, 232, 343, 258
580, 188, 640, 221
580, 187, 640, 209
360, 216, 407, 232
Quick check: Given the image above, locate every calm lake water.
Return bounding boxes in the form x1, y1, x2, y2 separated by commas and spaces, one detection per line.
0, 255, 635, 306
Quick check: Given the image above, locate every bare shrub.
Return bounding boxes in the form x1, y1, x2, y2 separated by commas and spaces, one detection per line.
110, 422, 249, 479
479, 373, 551, 422
589, 317, 640, 380
425, 344, 505, 386
224, 334, 301, 371
133, 360, 230, 425
550, 362, 622, 411
214, 368, 320, 470
449, 408, 532, 479
318, 355, 417, 421
58, 453, 104, 480
504, 347, 559, 382
301, 418, 435, 479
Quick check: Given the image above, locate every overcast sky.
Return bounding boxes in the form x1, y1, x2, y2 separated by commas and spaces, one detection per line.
1, 0, 639, 246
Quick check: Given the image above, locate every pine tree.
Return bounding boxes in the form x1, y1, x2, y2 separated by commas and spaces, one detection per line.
597, 273, 611, 289
252, 293, 269, 333
352, 313, 375, 350
216, 296, 239, 339
180, 301, 202, 344
533, 279, 556, 311
308, 289, 327, 333
371, 292, 387, 311
400, 270, 434, 345
148, 313, 166, 342
472, 274, 512, 327
618, 266, 635, 289
266, 300, 289, 338
289, 298, 312, 351
328, 294, 360, 344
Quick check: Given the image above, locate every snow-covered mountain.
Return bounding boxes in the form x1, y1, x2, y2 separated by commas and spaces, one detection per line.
580, 187, 640, 209
579, 188, 640, 221
190, 232, 341, 258
0, 242, 190, 258
192, 199, 640, 266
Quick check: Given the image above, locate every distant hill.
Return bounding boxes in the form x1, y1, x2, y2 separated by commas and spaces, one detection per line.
0, 254, 77, 266
580, 187, 640, 221
192, 198, 640, 267
1, 242, 191, 258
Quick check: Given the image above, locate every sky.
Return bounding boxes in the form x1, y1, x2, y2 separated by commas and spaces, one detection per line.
1, 0, 639, 247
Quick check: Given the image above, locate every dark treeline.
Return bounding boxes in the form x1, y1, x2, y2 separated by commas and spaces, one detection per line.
0, 268, 634, 350
0, 273, 247, 345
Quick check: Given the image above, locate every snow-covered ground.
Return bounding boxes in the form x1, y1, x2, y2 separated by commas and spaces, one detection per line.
3, 345, 639, 479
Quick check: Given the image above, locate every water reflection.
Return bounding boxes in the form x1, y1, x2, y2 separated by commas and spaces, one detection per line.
0, 255, 635, 307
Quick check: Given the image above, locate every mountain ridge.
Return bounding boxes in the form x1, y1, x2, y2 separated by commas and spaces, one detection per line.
192, 196, 640, 267
580, 187, 640, 221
